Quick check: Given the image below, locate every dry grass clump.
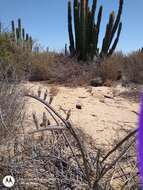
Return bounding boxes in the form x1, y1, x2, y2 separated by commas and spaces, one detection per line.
29, 52, 58, 81
95, 52, 125, 81
37, 56, 97, 86
0, 64, 26, 143
96, 51, 143, 84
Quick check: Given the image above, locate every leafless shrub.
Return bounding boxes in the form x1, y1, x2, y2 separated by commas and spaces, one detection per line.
0, 64, 26, 143
124, 51, 143, 84
95, 52, 125, 81
28, 52, 126, 86
29, 52, 59, 81
44, 57, 98, 86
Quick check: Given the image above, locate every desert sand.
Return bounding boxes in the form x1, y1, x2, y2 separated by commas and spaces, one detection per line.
24, 81, 141, 149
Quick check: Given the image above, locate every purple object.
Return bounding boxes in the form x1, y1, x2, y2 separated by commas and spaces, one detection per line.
138, 95, 143, 187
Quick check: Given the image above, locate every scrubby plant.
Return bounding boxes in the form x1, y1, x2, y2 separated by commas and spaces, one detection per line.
0, 21, 33, 79
68, 0, 124, 61
124, 51, 143, 84
0, 64, 26, 143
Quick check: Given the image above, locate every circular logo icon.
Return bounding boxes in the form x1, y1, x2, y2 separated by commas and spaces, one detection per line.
2, 175, 15, 188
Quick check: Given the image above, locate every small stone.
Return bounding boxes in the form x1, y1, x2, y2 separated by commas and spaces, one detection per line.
76, 104, 82, 109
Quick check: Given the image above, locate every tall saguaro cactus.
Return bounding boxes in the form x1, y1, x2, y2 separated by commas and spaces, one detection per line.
68, 0, 124, 61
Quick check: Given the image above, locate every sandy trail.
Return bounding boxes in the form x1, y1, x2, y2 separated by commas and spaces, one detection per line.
24, 81, 140, 148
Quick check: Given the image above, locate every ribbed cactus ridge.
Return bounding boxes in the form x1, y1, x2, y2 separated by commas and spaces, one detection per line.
22, 28, 25, 40
68, 0, 75, 56
101, 11, 115, 56
110, 0, 123, 43
108, 22, 122, 56
94, 6, 103, 55
79, 0, 87, 60
18, 18, 22, 41
74, 0, 80, 53
86, 9, 92, 54
26, 33, 29, 41
11, 20, 15, 41
91, 0, 97, 27
68, 0, 124, 61
11, 20, 15, 34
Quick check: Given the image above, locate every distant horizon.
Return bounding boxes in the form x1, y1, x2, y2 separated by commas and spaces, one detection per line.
0, 0, 142, 54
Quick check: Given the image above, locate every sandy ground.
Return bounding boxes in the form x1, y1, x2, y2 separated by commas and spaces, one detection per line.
24, 81, 141, 148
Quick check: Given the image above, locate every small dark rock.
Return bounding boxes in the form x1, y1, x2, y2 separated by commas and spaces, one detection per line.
90, 77, 103, 87
76, 104, 82, 109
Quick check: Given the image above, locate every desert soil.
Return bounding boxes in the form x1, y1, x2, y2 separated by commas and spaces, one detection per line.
24, 81, 141, 149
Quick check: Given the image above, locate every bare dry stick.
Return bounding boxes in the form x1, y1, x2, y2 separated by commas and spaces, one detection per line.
101, 128, 137, 163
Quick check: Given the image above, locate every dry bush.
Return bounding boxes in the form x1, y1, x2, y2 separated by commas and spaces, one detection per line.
29, 51, 127, 86
40, 56, 97, 86
124, 51, 143, 84
95, 51, 143, 84
29, 50, 143, 86
30, 52, 97, 86
0, 64, 26, 143
29, 52, 60, 81
96, 52, 125, 81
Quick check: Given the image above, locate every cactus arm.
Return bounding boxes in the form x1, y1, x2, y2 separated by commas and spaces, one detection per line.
79, 0, 88, 60
11, 20, 15, 34
22, 28, 25, 41
26, 33, 29, 41
101, 11, 115, 56
11, 20, 15, 41
110, 0, 123, 45
91, 0, 97, 26
68, 0, 75, 56
94, 6, 103, 53
86, 9, 92, 55
108, 22, 122, 56
18, 18, 22, 41
16, 28, 20, 44
74, 0, 80, 52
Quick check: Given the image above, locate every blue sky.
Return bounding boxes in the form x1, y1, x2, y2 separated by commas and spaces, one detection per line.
0, 0, 142, 54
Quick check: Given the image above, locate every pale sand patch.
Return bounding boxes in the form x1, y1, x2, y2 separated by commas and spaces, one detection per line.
24, 81, 140, 148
